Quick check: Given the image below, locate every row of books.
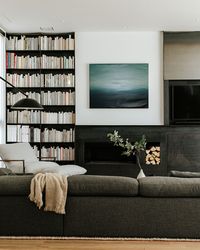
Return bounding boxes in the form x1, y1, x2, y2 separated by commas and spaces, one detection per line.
7, 125, 75, 143
7, 91, 75, 106
41, 146, 75, 161
7, 73, 43, 87
7, 53, 75, 69
7, 110, 41, 124
6, 35, 75, 51
41, 112, 75, 124
45, 73, 74, 87
7, 110, 75, 124
41, 91, 75, 105
32, 145, 74, 161
6, 73, 75, 88
7, 125, 40, 142
41, 55, 74, 69
41, 128, 74, 142
40, 35, 74, 50
7, 92, 41, 106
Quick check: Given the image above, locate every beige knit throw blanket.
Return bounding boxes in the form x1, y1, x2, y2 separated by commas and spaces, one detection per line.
29, 173, 68, 214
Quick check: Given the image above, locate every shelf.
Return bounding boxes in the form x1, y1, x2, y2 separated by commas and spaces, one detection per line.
7, 141, 40, 144
56, 160, 75, 165
6, 32, 74, 36
6, 68, 75, 71
7, 87, 75, 90
42, 106, 75, 111
7, 50, 74, 53
40, 124, 75, 128
7, 105, 75, 108
7, 141, 74, 145
42, 105, 75, 107
7, 123, 75, 125
42, 123, 75, 125
7, 123, 41, 125
30, 142, 74, 145
41, 142, 74, 145
7, 50, 40, 54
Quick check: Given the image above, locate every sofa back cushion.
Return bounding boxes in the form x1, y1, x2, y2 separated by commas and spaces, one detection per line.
0, 175, 33, 195
0, 175, 138, 196
139, 176, 200, 197
68, 175, 138, 196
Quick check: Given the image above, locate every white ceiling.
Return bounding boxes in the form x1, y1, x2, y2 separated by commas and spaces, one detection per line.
1, 0, 200, 33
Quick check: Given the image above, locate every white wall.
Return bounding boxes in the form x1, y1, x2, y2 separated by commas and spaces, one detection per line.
76, 32, 163, 125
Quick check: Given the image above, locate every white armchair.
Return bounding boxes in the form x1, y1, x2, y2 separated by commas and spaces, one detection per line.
0, 142, 87, 176
0, 143, 38, 173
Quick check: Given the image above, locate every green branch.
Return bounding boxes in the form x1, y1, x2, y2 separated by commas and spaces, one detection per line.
107, 130, 147, 168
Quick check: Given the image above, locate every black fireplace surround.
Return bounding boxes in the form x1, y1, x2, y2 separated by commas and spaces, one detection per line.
75, 125, 200, 177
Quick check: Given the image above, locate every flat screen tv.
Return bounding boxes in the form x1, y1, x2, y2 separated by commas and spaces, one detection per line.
170, 80, 200, 124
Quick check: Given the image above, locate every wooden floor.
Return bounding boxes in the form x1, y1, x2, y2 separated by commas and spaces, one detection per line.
0, 239, 200, 250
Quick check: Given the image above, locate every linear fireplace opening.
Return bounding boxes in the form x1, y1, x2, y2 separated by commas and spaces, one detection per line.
83, 142, 137, 177
82, 141, 160, 177
85, 142, 136, 163
85, 142, 161, 164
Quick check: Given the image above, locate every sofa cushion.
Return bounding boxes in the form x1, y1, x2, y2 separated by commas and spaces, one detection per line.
68, 175, 138, 196
0, 175, 33, 195
139, 176, 200, 197
0, 175, 138, 197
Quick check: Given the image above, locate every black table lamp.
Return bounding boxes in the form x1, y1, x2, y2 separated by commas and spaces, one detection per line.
0, 76, 43, 110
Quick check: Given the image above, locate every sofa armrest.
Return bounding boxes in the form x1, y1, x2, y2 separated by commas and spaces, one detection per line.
0, 159, 25, 173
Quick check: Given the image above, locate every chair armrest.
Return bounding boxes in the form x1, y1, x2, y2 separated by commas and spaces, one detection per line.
37, 157, 56, 162
0, 159, 25, 173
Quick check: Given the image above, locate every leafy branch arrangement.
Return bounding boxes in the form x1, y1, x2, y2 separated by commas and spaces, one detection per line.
107, 130, 147, 170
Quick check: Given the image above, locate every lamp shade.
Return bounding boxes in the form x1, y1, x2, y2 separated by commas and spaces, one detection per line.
11, 98, 44, 110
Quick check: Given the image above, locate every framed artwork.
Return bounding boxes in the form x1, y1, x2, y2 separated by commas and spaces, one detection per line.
89, 63, 149, 108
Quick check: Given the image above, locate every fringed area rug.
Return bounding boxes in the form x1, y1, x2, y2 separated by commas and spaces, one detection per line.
0, 236, 200, 241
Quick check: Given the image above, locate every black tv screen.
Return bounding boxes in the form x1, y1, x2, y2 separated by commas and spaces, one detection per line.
170, 82, 200, 123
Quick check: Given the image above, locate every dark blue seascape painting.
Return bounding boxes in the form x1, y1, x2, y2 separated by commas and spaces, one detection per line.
89, 64, 148, 108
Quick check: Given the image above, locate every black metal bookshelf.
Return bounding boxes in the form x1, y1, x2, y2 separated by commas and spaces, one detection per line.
6, 32, 75, 164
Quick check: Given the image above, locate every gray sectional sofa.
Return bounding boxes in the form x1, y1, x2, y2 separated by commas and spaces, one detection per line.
1, 174, 200, 238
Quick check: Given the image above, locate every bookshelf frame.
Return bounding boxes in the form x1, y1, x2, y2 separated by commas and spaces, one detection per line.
6, 32, 75, 164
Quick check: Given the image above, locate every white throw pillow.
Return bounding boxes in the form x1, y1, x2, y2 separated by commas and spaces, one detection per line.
26, 161, 87, 176
0, 143, 38, 173
26, 161, 59, 173
55, 164, 87, 176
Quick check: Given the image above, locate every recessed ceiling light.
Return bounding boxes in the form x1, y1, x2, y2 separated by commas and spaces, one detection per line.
40, 27, 54, 31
